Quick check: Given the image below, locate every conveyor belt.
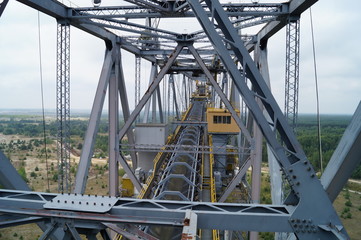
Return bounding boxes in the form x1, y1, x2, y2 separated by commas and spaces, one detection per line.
153, 101, 205, 201
145, 100, 206, 239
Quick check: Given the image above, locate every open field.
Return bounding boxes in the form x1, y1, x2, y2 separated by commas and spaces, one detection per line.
0, 113, 360, 239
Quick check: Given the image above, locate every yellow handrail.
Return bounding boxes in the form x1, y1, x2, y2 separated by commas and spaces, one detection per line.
209, 135, 220, 240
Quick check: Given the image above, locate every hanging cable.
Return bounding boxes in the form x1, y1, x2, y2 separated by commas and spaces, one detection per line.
37, 11, 50, 192
310, 8, 323, 174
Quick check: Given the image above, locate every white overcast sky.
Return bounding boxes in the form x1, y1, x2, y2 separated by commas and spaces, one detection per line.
0, 0, 360, 114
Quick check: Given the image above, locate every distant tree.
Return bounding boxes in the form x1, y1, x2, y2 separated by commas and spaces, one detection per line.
3, 128, 14, 135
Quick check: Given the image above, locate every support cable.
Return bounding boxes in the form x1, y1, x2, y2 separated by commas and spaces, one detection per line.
37, 11, 50, 192
310, 8, 323, 173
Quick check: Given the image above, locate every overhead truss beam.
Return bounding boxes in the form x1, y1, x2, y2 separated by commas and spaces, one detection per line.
71, 3, 287, 19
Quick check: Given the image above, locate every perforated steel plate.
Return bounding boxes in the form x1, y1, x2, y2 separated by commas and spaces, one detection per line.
44, 193, 118, 213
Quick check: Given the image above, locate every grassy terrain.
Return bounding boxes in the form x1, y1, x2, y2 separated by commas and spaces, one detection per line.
333, 189, 361, 239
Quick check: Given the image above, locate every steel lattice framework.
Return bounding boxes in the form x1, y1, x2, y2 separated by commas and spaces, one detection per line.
56, 21, 71, 193
284, 18, 300, 129
1, 0, 360, 239
135, 55, 141, 108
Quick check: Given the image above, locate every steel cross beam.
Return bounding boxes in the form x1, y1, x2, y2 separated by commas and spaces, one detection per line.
0, 189, 295, 233
85, 17, 180, 41
17, 0, 157, 63
187, 0, 348, 239
246, 0, 318, 51
124, 0, 169, 13
71, 3, 287, 19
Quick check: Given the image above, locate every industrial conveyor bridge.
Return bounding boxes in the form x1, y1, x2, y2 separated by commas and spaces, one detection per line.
1, 0, 361, 239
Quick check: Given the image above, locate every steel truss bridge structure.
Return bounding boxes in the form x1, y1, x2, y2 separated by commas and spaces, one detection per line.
1, 0, 361, 239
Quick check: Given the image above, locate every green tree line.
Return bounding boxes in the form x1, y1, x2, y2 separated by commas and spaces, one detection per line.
263, 114, 361, 179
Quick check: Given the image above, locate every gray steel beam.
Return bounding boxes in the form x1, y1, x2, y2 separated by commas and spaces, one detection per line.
156, 86, 164, 123
247, 0, 318, 51
17, 0, 67, 19
117, 46, 138, 169
0, 0, 9, 17
39, 222, 57, 240
86, 18, 179, 41
187, 0, 347, 238
17, 0, 156, 63
71, 3, 287, 19
66, 223, 82, 240
321, 102, 361, 202
74, 49, 114, 194
0, 215, 43, 228
135, 55, 141, 109
169, 74, 180, 120
219, 158, 252, 203
142, 64, 158, 123
0, 151, 31, 191
115, 46, 142, 189
251, 120, 262, 204
109, 65, 119, 197
0, 152, 64, 239
124, 0, 169, 13
254, 42, 283, 205
117, 153, 142, 192
0, 189, 294, 233
103, 223, 159, 240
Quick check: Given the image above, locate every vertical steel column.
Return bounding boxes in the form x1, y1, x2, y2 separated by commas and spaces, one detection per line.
152, 85, 157, 122
183, 75, 188, 110
135, 55, 141, 111
221, 73, 228, 108
254, 42, 284, 207
142, 64, 158, 123
109, 61, 119, 197
56, 21, 71, 193
169, 74, 180, 120
116, 44, 139, 170
284, 18, 300, 129
156, 86, 164, 123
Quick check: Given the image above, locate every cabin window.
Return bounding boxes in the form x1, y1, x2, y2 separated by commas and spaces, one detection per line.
213, 115, 231, 124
